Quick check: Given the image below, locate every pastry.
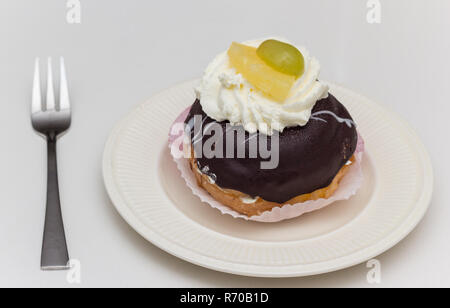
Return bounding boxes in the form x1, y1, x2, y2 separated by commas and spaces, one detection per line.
172, 38, 361, 218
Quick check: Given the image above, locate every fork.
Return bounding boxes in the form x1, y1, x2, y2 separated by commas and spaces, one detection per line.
32, 57, 71, 270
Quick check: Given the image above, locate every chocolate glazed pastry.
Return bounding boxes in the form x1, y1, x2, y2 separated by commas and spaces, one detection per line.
185, 93, 358, 204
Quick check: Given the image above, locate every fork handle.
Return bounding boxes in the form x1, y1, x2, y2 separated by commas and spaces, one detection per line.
41, 136, 70, 270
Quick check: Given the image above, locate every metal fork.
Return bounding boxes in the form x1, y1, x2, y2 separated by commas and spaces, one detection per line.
32, 57, 71, 270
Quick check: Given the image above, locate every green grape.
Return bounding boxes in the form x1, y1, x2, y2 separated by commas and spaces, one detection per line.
256, 39, 305, 78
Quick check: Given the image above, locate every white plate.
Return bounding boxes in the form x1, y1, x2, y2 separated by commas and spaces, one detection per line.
103, 80, 433, 277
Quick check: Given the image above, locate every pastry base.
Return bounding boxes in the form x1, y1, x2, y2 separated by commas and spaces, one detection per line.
189, 155, 354, 217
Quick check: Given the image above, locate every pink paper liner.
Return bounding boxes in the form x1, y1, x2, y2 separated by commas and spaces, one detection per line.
169, 106, 365, 223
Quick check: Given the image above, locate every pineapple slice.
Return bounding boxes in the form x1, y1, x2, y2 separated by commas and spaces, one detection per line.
227, 42, 296, 102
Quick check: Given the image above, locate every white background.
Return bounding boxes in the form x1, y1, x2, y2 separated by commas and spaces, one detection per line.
0, 0, 449, 287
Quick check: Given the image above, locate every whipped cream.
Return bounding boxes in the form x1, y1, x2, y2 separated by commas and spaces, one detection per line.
240, 196, 258, 204
196, 38, 329, 135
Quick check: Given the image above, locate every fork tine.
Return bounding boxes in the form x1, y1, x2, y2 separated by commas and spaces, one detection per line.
46, 57, 56, 111
59, 57, 70, 110
32, 58, 41, 113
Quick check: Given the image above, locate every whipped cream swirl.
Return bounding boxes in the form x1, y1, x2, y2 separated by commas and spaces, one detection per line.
196, 38, 329, 135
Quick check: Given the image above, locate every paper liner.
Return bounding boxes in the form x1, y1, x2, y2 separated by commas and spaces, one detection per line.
169, 106, 365, 223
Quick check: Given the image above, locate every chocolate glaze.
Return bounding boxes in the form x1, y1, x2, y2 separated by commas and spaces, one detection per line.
185, 94, 358, 203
